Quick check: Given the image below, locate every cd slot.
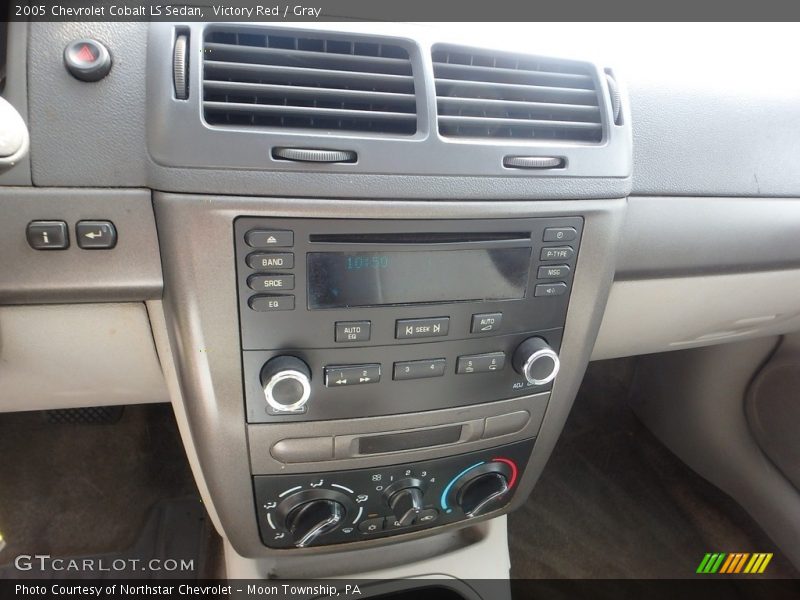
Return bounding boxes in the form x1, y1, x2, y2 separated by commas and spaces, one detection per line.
309, 232, 531, 245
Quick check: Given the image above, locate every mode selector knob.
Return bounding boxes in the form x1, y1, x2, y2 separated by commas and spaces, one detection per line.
285, 499, 344, 548
260, 356, 312, 413
512, 337, 560, 386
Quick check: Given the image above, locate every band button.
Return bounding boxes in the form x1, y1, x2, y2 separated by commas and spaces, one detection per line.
246, 252, 294, 270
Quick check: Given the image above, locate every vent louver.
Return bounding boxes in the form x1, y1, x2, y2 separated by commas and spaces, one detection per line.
432, 45, 603, 143
202, 29, 418, 135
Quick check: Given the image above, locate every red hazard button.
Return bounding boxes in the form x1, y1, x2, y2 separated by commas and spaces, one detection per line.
64, 39, 112, 82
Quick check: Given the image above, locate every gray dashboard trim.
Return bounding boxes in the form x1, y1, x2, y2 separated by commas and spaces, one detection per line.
616, 196, 800, 278
0, 302, 169, 412
0, 188, 163, 304
13, 23, 800, 198
629, 79, 800, 198
153, 193, 626, 558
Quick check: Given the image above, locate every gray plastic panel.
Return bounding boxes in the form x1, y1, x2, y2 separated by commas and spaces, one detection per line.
631, 338, 800, 569
616, 196, 800, 278
0, 188, 162, 304
0, 303, 169, 412
629, 78, 800, 198
153, 193, 626, 557
249, 393, 548, 475
27, 22, 149, 187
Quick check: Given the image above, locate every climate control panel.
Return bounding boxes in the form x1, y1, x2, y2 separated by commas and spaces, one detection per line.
253, 439, 534, 548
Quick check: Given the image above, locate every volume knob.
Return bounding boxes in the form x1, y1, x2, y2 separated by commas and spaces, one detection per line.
260, 356, 312, 413
512, 337, 560, 386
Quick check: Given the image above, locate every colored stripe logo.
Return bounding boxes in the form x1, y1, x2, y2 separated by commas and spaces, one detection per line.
696, 552, 773, 574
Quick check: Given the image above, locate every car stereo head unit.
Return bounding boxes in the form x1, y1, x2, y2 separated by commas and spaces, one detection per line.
234, 217, 582, 423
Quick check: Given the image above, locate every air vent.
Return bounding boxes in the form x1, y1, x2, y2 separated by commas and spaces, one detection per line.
202, 29, 417, 135
432, 45, 603, 143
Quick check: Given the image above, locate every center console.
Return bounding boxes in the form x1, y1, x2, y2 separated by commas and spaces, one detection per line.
153, 193, 626, 563
143, 20, 631, 569
233, 217, 581, 547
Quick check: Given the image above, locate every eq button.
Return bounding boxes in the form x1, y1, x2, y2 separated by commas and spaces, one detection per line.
395, 317, 450, 340
248, 274, 295, 291
249, 295, 295, 312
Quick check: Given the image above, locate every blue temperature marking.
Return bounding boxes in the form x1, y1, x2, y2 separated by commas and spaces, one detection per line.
440, 462, 485, 510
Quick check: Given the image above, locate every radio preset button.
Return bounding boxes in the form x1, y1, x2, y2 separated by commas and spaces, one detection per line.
470, 312, 503, 334
249, 295, 295, 311
245, 229, 294, 248
540, 246, 574, 261
534, 282, 568, 297
543, 227, 577, 242
247, 252, 294, 270
335, 321, 371, 343
324, 364, 381, 387
393, 359, 446, 381
537, 264, 570, 280
395, 317, 450, 340
456, 352, 506, 374
248, 274, 295, 291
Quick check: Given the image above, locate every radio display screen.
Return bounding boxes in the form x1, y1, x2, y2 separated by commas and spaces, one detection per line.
307, 248, 532, 309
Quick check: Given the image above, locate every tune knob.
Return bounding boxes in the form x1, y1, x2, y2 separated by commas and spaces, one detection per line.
512, 337, 560, 386
285, 499, 344, 548
260, 356, 312, 413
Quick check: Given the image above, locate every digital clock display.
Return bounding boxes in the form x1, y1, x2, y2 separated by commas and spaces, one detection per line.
307, 248, 531, 309
345, 255, 390, 270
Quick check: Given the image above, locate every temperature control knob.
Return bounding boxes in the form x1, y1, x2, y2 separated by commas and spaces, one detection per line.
260, 356, 312, 413
444, 459, 517, 518
458, 471, 509, 517
512, 337, 560, 386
